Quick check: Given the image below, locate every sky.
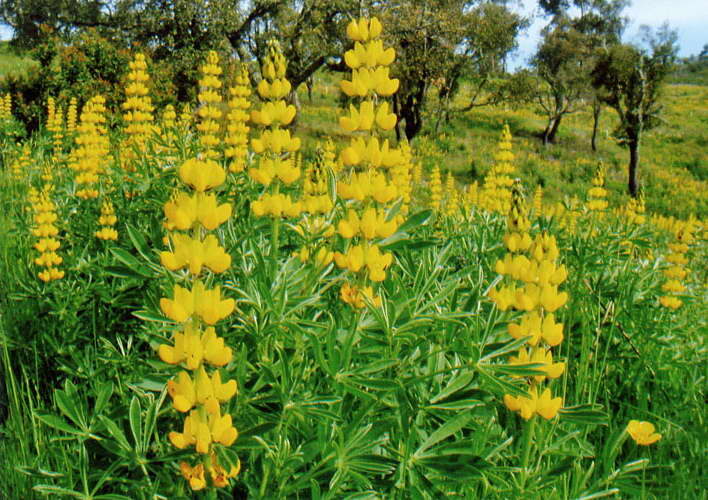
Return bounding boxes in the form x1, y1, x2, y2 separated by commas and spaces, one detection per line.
1, 1, 705, 67
509, 0, 708, 69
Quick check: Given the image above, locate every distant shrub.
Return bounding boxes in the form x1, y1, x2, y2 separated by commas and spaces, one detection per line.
0, 27, 182, 132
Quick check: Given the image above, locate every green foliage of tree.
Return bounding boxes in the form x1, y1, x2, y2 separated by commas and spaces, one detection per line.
0, 28, 130, 131
533, 20, 595, 145
592, 24, 678, 197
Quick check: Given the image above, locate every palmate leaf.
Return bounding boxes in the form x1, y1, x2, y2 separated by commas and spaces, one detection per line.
55, 381, 87, 430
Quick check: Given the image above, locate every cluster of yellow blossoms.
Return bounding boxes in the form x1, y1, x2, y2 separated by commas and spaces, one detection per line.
11, 146, 31, 181
586, 164, 608, 212
250, 41, 302, 217
464, 181, 480, 212
95, 200, 118, 241
155, 51, 240, 491
70, 96, 108, 199
392, 141, 413, 213
619, 195, 646, 225
335, 17, 403, 308
46, 97, 64, 158
341, 18, 399, 97
659, 221, 694, 309
197, 51, 223, 159
31, 188, 65, 282
489, 184, 566, 420
480, 124, 516, 214
428, 165, 443, 211
157, 104, 178, 161
0, 92, 11, 121
294, 148, 337, 267
444, 171, 460, 218
122, 53, 155, 168
66, 97, 78, 136
224, 67, 251, 173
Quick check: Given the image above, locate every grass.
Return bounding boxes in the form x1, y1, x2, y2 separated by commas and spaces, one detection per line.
0, 42, 37, 78
297, 72, 707, 219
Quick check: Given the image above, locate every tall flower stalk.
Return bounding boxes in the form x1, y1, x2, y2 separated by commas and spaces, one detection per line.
70, 96, 108, 200
489, 183, 567, 422
225, 66, 251, 174
156, 52, 240, 491
121, 53, 155, 172
480, 124, 515, 214
335, 17, 402, 308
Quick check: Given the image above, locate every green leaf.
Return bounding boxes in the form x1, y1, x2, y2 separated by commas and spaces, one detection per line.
478, 369, 529, 398
33, 485, 85, 497
125, 224, 153, 263
415, 413, 472, 456
129, 396, 143, 450
55, 386, 85, 430
109, 247, 153, 278
33, 412, 83, 437
98, 415, 131, 452
94, 382, 113, 416
558, 404, 609, 426
397, 209, 433, 234
104, 265, 149, 280
130, 377, 167, 392
479, 336, 530, 363
576, 489, 621, 500
132, 310, 168, 323
430, 371, 475, 404
327, 166, 337, 204
487, 362, 546, 378
425, 399, 484, 411
350, 376, 398, 391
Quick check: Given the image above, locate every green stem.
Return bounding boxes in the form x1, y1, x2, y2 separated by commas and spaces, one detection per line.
272, 215, 280, 264
520, 415, 537, 491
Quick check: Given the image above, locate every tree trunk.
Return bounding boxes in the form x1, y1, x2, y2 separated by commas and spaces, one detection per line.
306, 77, 313, 103
547, 113, 563, 143
591, 103, 601, 152
542, 120, 552, 146
392, 94, 402, 142
288, 89, 301, 129
401, 81, 427, 141
628, 137, 640, 197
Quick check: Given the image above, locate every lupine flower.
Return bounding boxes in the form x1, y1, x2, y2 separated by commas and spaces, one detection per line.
95, 200, 118, 241
626, 420, 662, 445
492, 182, 567, 421
153, 54, 241, 488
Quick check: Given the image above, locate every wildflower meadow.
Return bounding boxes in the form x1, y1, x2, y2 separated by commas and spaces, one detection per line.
0, 13, 706, 500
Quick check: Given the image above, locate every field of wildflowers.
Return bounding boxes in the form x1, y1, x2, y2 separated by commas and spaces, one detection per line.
0, 18, 706, 499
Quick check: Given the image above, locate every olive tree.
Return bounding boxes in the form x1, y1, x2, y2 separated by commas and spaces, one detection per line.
591, 25, 678, 196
